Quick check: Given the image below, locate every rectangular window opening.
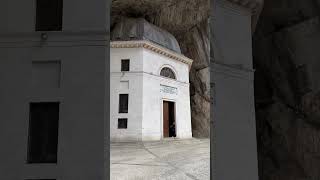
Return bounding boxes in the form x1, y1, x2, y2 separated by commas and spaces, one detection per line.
118, 94, 128, 113
118, 118, 128, 129
121, 59, 130, 71
27, 102, 60, 164
36, 0, 63, 31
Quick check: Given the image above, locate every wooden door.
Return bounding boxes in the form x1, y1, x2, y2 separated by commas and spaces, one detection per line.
163, 101, 169, 137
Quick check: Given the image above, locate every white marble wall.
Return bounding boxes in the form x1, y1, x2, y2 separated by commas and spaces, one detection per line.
110, 47, 144, 141
110, 44, 192, 142
142, 48, 192, 141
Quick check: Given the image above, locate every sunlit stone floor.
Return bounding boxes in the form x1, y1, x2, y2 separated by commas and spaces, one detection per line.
110, 138, 210, 180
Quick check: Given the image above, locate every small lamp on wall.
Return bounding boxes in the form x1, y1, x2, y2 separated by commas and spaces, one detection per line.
41, 32, 48, 40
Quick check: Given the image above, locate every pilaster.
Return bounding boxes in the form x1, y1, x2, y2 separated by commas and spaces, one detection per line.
211, 0, 260, 179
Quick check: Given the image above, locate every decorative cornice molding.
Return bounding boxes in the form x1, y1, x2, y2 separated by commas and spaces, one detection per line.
111, 71, 190, 86
0, 31, 109, 47
110, 40, 193, 67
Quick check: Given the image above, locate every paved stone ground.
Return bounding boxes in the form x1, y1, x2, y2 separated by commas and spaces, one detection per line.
110, 138, 210, 180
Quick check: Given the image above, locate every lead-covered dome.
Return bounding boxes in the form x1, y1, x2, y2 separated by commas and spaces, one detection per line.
111, 18, 181, 53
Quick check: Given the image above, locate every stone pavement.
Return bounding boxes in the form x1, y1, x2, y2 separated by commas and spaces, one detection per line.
110, 138, 210, 180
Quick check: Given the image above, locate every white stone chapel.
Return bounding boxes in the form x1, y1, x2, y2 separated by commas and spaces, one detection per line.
110, 18, 193, 142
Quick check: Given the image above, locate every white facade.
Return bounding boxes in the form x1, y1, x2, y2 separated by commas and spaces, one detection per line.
110, 40, 193, 142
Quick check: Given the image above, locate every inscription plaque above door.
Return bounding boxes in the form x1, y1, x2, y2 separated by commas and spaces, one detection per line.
160, 84, 177, 95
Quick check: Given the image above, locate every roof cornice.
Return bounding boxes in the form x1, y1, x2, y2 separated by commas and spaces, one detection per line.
111, 40, 193, 67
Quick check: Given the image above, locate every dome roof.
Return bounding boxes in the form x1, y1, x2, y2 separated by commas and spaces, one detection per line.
111, 18, 181, 53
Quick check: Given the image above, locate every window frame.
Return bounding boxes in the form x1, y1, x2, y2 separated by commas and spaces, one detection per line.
118, 118, 128, 129
121, 59, 130, 72
35, 0, 63, 31
160, 67, 176, 80
118, 94, 129, 113
27, 102, 60, 164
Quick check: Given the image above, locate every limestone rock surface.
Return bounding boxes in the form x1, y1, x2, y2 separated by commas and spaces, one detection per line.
253, 1, 320, 179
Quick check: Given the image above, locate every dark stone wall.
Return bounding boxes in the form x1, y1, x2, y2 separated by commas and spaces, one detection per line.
253, 1, 320, 179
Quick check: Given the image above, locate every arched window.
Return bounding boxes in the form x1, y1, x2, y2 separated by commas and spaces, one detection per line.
160, 67, 176, 79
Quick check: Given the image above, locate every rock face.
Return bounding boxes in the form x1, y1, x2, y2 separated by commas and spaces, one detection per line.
112, 0, 210, 137
178, 20, 210, 137
111, 0, 209, 34
253, 0, 320, 179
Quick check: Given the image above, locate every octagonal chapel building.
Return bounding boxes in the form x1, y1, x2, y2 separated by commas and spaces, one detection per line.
110, 18, 193, 142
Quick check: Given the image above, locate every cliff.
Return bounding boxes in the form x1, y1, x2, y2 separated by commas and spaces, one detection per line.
253, 0, 320, 179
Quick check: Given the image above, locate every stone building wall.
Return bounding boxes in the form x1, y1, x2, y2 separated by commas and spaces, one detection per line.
111, 0, 211, 138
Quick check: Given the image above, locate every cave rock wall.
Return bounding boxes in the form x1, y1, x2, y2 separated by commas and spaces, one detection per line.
254, 2, 320, 178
